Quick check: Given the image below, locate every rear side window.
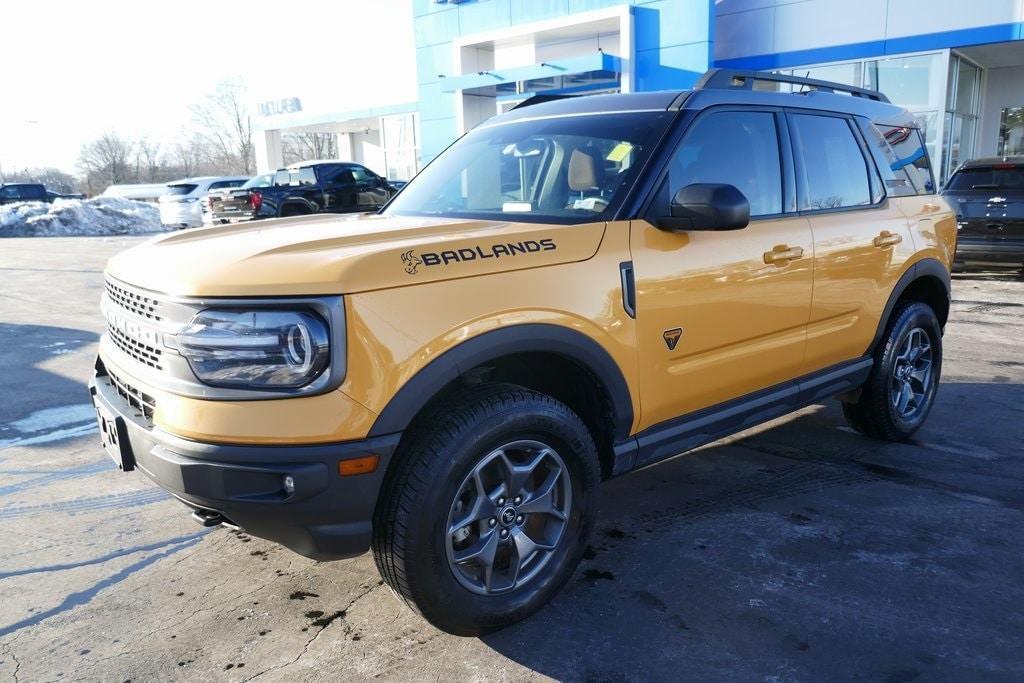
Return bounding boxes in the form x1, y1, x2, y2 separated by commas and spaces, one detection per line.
875, 125, 934, 195
664, 110, 783, 217
790, 114, 871, 210
17, 185, 47, 199
274, 168, 318, 186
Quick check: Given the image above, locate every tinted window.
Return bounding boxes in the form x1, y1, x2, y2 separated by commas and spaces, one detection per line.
791, 114, 871, 210
665, 110, 782, 217
241, 173, 273, 189
165, 183, 198, 196
1, 186, 22, 199
209, 180, 244, 190
386, 112, 670, 224
877, 125, 934, 194
946, 165, 1024, 191
351, 167, 376, 182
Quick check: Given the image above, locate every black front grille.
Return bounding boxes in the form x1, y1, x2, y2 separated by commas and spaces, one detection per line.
107, 369, 156, 421
108, 324, 163, 370
105, 279, 162, 321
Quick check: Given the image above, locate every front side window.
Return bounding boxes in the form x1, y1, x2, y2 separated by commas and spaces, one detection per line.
790, 114, 871, 210
662, 110, 783, 217
385, 112, 671, 224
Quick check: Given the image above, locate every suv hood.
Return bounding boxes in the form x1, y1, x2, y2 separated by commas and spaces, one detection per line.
106, 213, 607, 296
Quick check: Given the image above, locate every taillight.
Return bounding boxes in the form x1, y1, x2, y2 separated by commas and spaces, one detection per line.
249, 191, 263, 212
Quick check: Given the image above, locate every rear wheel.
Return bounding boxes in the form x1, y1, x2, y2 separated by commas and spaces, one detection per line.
280, 204, 311, 217
842, 301, 942, 441
372, 383, 599, 635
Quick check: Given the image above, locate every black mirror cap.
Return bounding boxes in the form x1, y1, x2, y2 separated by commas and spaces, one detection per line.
658, 183, 751, 232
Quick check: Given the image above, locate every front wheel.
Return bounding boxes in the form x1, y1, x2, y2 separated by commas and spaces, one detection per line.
843, 301, 942, 441
372, 384, 600, 636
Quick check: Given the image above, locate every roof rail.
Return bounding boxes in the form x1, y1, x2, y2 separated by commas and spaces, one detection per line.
511, 93, 581, 110
695, 68, 890, 103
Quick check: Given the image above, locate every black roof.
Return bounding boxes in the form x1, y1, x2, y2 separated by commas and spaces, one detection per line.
493, 68, 915, 128
957, 156, 1024, 169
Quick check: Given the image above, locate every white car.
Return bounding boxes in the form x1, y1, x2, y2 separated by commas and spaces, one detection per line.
158, 176, 249, 228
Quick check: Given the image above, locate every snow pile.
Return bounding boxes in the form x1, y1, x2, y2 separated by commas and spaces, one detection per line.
0, 197, 168, 237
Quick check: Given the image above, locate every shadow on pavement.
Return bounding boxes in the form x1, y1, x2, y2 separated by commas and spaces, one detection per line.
480, 379, 1024, 679
0, 323, 98, 435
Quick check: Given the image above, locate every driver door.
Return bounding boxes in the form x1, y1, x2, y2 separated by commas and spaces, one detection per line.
629, 108, 813, 432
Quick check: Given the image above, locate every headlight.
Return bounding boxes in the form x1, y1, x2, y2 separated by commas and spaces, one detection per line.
176, 309, 330, 389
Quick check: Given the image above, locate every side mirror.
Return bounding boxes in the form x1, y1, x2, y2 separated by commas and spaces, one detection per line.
655, 183, 750, 232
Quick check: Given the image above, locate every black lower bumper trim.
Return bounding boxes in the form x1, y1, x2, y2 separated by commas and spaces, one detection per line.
89, 365, 401, 560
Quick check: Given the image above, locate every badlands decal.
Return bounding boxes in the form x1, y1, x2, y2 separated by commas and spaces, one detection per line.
402, 239, 556, 274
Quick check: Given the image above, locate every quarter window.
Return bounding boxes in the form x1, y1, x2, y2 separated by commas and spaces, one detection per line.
790, 114, 872, 210
665, 110, 783, 217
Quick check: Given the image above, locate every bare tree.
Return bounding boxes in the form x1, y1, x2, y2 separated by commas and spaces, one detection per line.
134, 139, 163, 182
169, 135, 209, 178
77, 133, 134, 194
191, 79, 254, 175
4, 167, 78, 193
282, 132, 338, 165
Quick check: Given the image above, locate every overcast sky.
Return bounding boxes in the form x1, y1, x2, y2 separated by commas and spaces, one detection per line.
0, 0, 417, 174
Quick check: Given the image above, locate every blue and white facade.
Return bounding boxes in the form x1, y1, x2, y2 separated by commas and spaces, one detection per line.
254, 0, 1024, 184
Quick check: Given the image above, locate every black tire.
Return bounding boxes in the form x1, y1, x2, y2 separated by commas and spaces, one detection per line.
280, 204, 311, 217
842, 301, 942, 441
372, 383, 600, 636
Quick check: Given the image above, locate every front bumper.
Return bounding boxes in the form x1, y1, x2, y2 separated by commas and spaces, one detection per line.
88, 363, 400, 560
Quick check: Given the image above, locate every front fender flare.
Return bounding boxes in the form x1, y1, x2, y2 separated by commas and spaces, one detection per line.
366, 324, 634, 441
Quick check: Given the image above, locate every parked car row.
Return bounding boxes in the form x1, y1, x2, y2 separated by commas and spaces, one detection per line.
199, 160, 400, 227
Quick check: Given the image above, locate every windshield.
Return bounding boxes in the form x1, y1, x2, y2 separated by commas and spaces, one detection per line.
385, 111, 672, 224
947, 165, 1024, 192
242, 173, 273, 189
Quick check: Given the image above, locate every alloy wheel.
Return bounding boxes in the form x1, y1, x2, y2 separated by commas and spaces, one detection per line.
445, 440, 572, 596
890, 326, 934, 420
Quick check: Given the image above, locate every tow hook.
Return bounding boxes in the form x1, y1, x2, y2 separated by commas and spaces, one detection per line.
190, 508, 237, 529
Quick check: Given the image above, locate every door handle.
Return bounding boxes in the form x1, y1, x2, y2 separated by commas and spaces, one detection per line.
763, 244, 804, 264
873, 231, 903, 248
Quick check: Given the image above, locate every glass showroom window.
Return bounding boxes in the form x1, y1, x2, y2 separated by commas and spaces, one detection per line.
999, 107, 1024, 156
942, 54, 982, 180
382, 113, 419, 182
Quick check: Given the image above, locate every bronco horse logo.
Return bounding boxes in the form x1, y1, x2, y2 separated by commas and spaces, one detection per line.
401, 250, 422, 275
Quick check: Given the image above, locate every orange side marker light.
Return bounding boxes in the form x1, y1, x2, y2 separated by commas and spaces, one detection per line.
338, 454, 379, 477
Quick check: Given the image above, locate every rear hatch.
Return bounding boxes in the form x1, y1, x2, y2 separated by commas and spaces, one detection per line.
943, 164, 1024, 243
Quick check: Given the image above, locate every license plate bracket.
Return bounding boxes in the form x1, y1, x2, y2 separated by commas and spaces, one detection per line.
95, 401, 136, 472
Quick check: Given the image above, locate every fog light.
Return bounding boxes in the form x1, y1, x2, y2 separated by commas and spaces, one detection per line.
282, 475, 296, 494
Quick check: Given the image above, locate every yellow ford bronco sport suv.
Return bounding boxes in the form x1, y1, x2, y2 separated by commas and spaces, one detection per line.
90, 70, 955, 635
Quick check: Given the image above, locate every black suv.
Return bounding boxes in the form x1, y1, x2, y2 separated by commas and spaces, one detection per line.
251, 161, 397, 219
942, 156, 1024, 271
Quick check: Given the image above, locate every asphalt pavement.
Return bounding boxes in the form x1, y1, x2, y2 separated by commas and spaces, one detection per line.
0, 236, 1022, 681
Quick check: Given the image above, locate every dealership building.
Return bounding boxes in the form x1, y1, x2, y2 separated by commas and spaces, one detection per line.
253, 0, 1024, 185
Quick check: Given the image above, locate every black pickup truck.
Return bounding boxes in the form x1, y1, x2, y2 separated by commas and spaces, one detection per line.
0, 183, 84, 205
250, 161, 398, 219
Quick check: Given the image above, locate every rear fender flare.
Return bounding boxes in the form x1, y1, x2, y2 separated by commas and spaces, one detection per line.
868, 257, 950, 353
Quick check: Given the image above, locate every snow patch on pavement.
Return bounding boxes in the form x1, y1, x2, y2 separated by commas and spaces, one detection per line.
0, 404, 97, 449
0, 197, 169, 237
